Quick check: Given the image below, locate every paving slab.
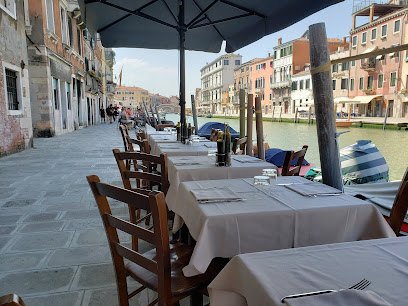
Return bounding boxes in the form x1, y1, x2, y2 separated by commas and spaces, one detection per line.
22, 212, 60, 223
7, 231, 75, 252
46, 246, 111, 267
0, 267, 77, 296
0, 251, 49, 272
0, 214, 23, 225
70, 263, 116, 290
0, 225, 17, 235
23, 291, 83, 306
17, 221, 65, 233
63, 218, 103, 230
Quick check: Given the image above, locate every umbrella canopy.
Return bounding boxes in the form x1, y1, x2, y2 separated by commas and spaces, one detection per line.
78, 0, 343, 125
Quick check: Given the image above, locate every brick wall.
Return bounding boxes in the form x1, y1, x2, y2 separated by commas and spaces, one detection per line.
0, 54, 26, 157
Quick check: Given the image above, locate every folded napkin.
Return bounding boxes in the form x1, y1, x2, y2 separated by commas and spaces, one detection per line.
232, 155, 263, 163
190, 187, 243, 203
284, 289, 391, 306
285, 183, 342, 197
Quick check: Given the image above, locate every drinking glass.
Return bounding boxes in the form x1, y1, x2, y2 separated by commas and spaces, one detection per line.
253, 175, 270, 186
208, 149, 217, 157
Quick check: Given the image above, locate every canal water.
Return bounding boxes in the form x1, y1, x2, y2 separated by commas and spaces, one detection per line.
165, 114, 408, 181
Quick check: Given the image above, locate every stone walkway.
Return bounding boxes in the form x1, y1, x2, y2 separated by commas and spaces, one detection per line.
0, 123, 191, 305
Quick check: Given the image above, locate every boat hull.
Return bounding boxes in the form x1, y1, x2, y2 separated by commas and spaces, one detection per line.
336, 121, 353, 127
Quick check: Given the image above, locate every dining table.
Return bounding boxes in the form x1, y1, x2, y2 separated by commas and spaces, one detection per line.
208, 236, 407, 306
169, 176, 395, 277
165, 154, 277, 212
150, 139, 215, 156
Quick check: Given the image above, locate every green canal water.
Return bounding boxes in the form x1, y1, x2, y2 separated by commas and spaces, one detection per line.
165, 114, 408, 181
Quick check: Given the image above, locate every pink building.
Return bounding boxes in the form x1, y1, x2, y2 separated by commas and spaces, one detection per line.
349, 1, 407, 117
248, 55, 274, 114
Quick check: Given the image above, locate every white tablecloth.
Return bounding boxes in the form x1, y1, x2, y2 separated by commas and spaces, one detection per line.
208, 236, 406, 306
171, 176, 394, 277
166, 155, 277, 211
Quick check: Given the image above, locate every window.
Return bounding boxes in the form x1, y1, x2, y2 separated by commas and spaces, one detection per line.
359, 77, 364, 90
367, 75, 374, 89
292, 81, 297, 90
332, 64, 338, 73
299, 80, 304, 90
351, 60, 356, 67
77, 28, 82, 55
352, 35, 357, 47
381, 24, 387, 38
341, 79, 348, 90
332, 79, 336, 90
390, 72, 397, 87
305, 79, 310, 89
46, 0, 55, 32
60, 7, 68, 44
273, 50, 277, 59
68, 17, 73, 46
67, 83, 71, 110
378, 74, 384, 88
394, 20, 400, 33
362, 32, 367, 44
0, 0, 16, 19
5, 69, 18, 110
53, 78, 59, 110
341, 62, 349, 71
350, 78, 355, 91
371, 28, 377, 40
289, 45, 293, 55
235, 60, 240, 65
361, 58, 366, 65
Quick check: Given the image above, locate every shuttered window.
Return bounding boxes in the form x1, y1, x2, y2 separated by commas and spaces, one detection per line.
6, 69, 18, 110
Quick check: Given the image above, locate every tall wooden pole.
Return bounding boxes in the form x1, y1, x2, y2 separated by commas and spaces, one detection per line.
239, 89, 245, 138
143, 101, 150, 125
255, 97, 265, 160
149, 103, 158, 126
308, 106, 311, 124
191, 94, 199, 135
309, 23, 343, 191
178, 0, 186, 127
154, 104, 161, 124
383, 99, 389, 130
246, 94, 254, 156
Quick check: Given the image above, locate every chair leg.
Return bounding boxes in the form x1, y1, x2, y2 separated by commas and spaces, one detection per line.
190, 293, 203, 305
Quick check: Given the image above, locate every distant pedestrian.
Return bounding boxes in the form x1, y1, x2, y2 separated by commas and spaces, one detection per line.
100, 107, 106, 123
113, 106, 119, 122
106, 104, 113, 123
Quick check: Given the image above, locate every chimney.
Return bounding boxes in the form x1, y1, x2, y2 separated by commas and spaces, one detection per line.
278, 37, 282, 46
268, 52, 271, 57
343, 37, 347, 44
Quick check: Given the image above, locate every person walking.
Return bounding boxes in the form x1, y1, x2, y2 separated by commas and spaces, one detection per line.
100, 107, 106, 123
113, 106, 119, 122
106, 104, 113, 123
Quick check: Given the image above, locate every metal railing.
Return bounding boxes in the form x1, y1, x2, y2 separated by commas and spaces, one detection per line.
270, 79, 291, 89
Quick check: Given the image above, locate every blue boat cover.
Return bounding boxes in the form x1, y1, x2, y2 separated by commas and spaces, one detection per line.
306, 140, 389, 185
198, 122, 240, 139
263, 148, 309, 167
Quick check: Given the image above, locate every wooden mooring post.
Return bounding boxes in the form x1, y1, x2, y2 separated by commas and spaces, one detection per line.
143, 101, 150, 125
255, 97, 265, 160
309, 23, 343, 191
279, 107, 282, 122
308, 106, 312, 124
294, 107, 298, 123
271, 106, 275, 121
239, 89, 246, 138
246, 94, 254, 156
191, 95, 199, 135
150, 104, 158, 126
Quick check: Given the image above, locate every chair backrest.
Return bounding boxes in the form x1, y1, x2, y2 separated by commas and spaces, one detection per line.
113, 149, 169, 194
281, 145, 308, 176
136, 129, 147, 141
388, 168, 408, 235
232, 137, 248, 155
87, 175, 172, 305
0, 294, 25, 306
126, 136, 150, 154
119, 125, 130, 151
155, 124, 176, 131
210, 129, 221, 142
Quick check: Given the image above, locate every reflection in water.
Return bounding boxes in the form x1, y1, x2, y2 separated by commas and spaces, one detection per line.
166, 114, 408, 180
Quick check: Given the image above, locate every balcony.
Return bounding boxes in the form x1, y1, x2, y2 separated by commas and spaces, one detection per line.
255, 87, 264, 93
106, 83, 116, 95
270, 79, 291, 89
362, 88, 376, 94
361, 60, 376, 71
105, 49, 116, 66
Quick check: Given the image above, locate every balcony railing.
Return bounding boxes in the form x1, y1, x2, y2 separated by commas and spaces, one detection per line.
105, 50, 116, 66
255, 87, 264, 93
270, 79, 291, 89
361, 61, 376, 71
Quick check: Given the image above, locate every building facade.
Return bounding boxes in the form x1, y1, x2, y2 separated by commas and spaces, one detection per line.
291, 68, 314, 113
349, 0, 407, 117
0, 0, 33, 156
248, 55, 274, 114
200, 53, 242, 114
114, 85, 150, 110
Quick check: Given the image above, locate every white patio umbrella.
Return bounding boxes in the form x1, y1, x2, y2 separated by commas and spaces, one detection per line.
78, 0, 343, 126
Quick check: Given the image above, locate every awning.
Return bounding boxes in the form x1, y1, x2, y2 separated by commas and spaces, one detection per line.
334, 97, 356, 104
334, 95, 382, 104
363, 46, 378, 54
389, 44, 399, 58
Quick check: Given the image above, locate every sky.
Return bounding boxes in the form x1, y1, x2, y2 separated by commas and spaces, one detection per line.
112, 0, 366, 105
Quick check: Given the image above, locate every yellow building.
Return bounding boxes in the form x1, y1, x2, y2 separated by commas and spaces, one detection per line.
114, 86, 150, 111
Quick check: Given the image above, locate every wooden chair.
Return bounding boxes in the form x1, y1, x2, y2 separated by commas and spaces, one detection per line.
281, 145, 308, 176
0, 294, 25, 306
388, 168, 408, 236
136, 129, 147, 141
155, 124, 176, 131
232, 137, 248, 155
126, 136, 151, 154
87, 175, 215, 306
113, 149, 170, 249
210, 129, 221, 142
119, 125, 130, 152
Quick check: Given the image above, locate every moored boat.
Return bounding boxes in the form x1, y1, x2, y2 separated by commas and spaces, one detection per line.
336, 121, 353, 127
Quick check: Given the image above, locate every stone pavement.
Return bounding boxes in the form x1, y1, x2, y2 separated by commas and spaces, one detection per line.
0, 123, 194, 305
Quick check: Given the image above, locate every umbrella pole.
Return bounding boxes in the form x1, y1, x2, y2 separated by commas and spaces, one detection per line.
179, 0, 186, 131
